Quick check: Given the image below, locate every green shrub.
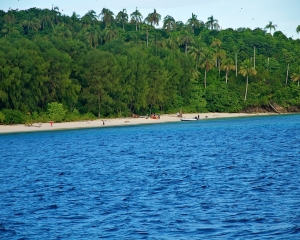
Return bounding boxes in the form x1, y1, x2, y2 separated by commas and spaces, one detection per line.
47, 102, 66, 122
0, 112, 5, 124
64, 108, 81, 122
81, 112, 97, 121
1, 109, 26, 124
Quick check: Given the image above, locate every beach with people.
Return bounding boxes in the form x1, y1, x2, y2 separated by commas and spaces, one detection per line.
0, 112, 274, 134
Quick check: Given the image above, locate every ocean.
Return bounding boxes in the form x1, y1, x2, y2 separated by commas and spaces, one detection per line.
1, 114, 300, 239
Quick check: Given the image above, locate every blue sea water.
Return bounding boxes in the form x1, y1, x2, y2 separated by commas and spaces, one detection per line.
1, 114, 300, 239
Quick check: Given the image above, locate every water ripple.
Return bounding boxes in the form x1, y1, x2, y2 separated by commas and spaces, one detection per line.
1, 114, 300, 239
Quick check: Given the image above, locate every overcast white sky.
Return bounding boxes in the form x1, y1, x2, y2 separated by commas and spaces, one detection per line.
1, 0, 299, 39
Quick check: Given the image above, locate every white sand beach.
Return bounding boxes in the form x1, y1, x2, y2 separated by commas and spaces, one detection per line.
0, 112, 274, 134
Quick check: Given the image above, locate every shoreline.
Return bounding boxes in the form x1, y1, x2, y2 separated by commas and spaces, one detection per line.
0, 112, 277, 134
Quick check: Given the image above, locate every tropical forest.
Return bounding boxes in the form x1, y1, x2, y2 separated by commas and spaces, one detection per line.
0, 6, 300, 124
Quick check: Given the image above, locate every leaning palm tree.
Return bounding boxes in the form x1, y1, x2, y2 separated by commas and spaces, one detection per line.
264, 21, 277, 35
239, 59, 257, 100
291, 67, 300, 87
130, 7, 143, 31
206, 15, 220, 30
221, 58, 235, 84
163, 15, 176, 33
145, 9, 161, 27
200, 47, 215, 88
116, 9, 128, 31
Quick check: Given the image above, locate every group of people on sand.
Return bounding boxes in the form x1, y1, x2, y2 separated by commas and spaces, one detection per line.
144, 113, 160, 119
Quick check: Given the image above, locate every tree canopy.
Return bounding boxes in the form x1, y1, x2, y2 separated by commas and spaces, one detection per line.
0, 6, 300, 124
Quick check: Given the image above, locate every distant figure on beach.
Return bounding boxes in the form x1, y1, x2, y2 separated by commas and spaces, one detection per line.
198, 114, 200, 120
50, 121, 53, 127
102, 120, 105, 125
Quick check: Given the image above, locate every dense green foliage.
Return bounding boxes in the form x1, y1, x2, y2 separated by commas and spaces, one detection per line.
0, 7, 299, 124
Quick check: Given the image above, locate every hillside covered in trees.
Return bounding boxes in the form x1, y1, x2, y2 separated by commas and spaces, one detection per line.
0, 6, 300, 124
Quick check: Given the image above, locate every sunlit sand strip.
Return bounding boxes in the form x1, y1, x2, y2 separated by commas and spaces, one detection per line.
0, 112, 275, 134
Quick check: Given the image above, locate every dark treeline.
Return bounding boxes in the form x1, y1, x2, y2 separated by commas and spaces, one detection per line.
0, 7, 300, 124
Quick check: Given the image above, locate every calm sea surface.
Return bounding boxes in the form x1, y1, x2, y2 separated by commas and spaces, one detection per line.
1, 114, 300, 239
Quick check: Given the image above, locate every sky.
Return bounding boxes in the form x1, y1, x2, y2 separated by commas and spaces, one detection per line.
1, 0, 299, 39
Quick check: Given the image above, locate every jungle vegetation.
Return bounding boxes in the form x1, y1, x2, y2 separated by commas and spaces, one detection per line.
0, 7, 300, 124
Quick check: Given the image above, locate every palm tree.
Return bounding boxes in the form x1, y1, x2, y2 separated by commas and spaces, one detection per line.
264, 21, 277, 35
296, 25, 300, 34
211, 38, 225, 74
21, 17, 41, 33
177, 30, 194, 55
40, 10, 53, 30
85, 26, 103, 48
130, 7, 143, 31
81, 10, 98, 27
104, 27, 118, 42
1, 23, 20, 37
163, 15, 175, 33
221, 58, 235, 84
233, 47, 240, 76
165, 36, 178, 50
291, 67, 300, 87
3, 11, 16, 25
51, 6, 61, 24
71, 11, 80, 26
239, 59, 257, 100
188, 37, 206, 69
282, 49, 294, 85
175, 21, 185, 31
53, 22, 72, 38
99, 8, 114, 27
116, 9, 128, 31
200, 47, 215, 88
145, 9, 161, 27
186, 13, 202, 33
206, 15, 220, 30
140, 23, 153, 47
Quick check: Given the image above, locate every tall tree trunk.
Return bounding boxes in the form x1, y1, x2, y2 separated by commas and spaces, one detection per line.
204, 69, 207, 88
226, 67, 228, 84
135, 19, 137, 31
244, 75, 248, 101
146, 29, 148, 47
286, 63, 289, 85
253, 46, 256, 70
235, 53, 237, 76
98, 93, 101, 118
